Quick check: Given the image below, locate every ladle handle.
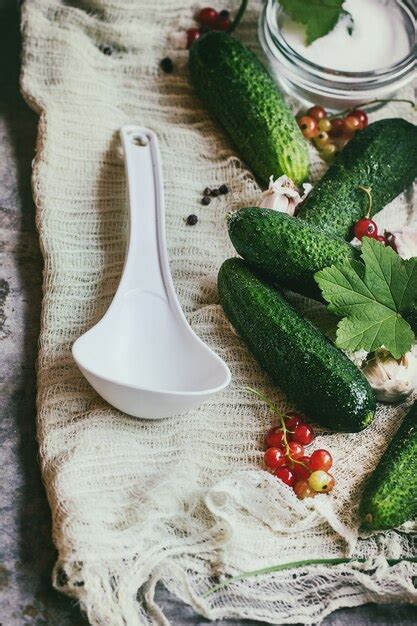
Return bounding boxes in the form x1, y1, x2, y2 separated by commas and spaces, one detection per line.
118, 126, 168, 298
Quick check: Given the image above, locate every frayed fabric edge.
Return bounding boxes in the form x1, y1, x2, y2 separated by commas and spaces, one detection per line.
52, 554, 417, 626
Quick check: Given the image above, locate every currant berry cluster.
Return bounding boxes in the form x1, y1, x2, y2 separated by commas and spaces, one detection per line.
264, 412, 335, 499
187, 7, 231, 48
297, 105, 368, 162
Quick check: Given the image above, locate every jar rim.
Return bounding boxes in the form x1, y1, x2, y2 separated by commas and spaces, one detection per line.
264, 0, 416, 80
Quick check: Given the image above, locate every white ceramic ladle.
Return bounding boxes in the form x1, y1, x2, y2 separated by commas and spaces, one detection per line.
72, 126, 231, 418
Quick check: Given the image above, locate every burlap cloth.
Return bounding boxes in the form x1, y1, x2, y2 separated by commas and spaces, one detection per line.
20, 1, 416, 624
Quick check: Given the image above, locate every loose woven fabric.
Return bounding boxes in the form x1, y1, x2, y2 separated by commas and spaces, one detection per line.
21, 1, 417, 624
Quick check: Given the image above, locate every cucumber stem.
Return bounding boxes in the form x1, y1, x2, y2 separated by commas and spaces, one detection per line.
228, 0, 249, 33
358, 185, 373, 218
329, 99, 416, 119
203, 557, 417, 597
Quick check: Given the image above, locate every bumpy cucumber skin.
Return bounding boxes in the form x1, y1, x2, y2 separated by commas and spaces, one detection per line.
298, 119, 417, 240
228, 207, 359, 300
218, 258, 376, 432
229, 207, 417, 335
361, 402, 417, 530
188, 31, 309, 185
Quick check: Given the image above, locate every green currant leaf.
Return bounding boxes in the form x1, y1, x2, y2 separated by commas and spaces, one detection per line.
335, 313, 414, 359
315, 237, 417, 359
280, 0, 349, 45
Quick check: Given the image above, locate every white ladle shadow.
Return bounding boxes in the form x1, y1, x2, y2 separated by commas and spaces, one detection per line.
72, 126, 231, 418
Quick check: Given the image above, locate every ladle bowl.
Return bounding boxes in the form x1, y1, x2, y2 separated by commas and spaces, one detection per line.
72, 126, 231, 418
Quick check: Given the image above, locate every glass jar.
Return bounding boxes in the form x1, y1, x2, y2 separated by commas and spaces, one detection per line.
258, 0, 416, 111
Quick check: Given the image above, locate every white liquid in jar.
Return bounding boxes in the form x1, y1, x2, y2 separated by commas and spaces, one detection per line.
281, 0, 411, 72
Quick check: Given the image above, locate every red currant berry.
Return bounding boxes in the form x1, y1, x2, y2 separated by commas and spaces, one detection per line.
308, 470, 334, 492
297, 116, 318, 139
293, 479, 316, 499
285, 412, 301, 430
288, 441, 304, 460
293, 423, 315, 446
309, 449, 333, 472
350, 109, 368, 129
307, 105, 327, 122
322, 473, 336, 493
353, 217, 378, 241
216, 16, 231, 31
198, 7, 218, 27
265, 426, 285, 449
329, 118, 344, 138
343, 115, 361, 133
321, 143, 337, 162
274, 466, 296, 486
314, 131, 330, 149
292, 456, 311, 481
186, 28, 201, 49
309, 471, 335, 493
264, 447, 286, 470
318, 118, 332, 132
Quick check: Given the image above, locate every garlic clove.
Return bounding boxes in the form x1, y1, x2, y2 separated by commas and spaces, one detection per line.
257, 175, 312, 216
362, 348, 417, 404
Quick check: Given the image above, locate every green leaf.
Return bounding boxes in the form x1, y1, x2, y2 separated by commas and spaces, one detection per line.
315, 238, 417, 359
280, 0, 348, 45
336, 314, 414, 358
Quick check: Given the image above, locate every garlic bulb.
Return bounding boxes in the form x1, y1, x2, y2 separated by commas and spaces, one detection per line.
362, 348, 417, 403
257, 175, 312, 216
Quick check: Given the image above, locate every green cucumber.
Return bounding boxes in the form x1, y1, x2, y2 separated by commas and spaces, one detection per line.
360, 401, 417, 530
298, 119, 417, 240
188, 31, 309, 185
228, 207, 359, 300
228, 207, 417, 335
218, 258, 376, 432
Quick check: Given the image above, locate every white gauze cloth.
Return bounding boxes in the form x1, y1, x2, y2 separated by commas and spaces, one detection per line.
20, 1, 417, 624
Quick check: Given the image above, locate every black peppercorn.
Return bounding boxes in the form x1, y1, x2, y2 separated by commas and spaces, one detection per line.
201, 196, 211, 206
211, 188, 220, 197
203, 187, 212, 196
218, 9, 230, 19
101, 45, 113, 56
186, 214, 198, 225
219, 184, 229, 194
160, 57, 174, 73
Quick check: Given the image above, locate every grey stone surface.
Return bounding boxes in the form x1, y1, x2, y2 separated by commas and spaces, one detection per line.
0, 4, 416, 625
